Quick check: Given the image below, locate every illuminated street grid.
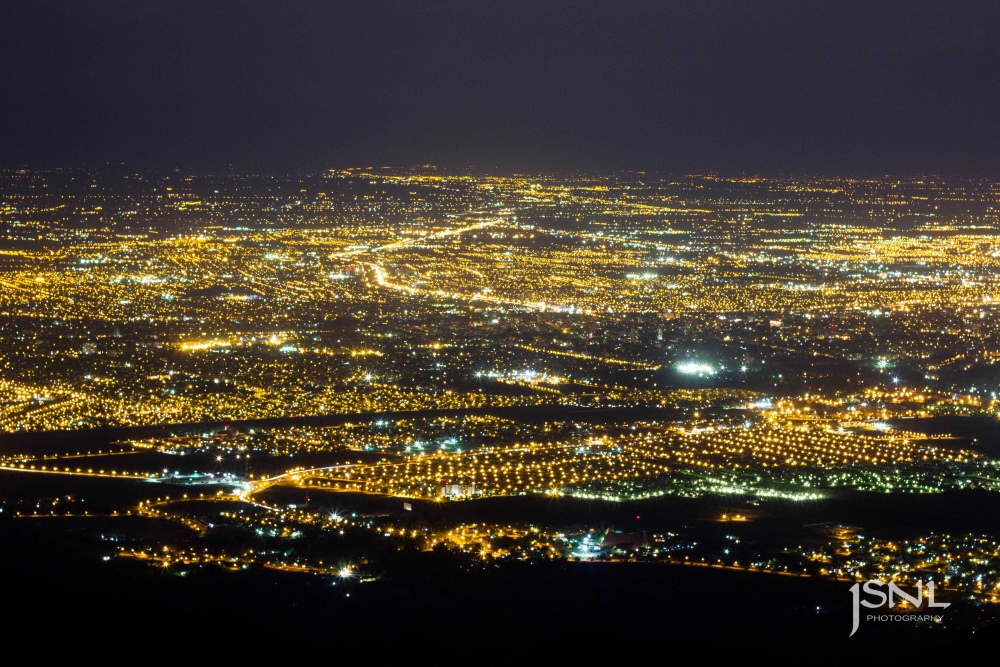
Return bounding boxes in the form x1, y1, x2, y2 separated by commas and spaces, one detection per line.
292, 424, 979, 500
3, 414, 986, 498
2, 168, 1000, 616
1, 169, 999, 433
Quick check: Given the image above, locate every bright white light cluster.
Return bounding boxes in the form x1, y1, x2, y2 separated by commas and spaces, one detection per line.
677, 362, 715, 376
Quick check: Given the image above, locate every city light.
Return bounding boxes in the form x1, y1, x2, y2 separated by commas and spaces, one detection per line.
678, 362, 715, 376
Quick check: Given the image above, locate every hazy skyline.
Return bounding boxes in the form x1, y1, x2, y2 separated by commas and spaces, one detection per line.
4, 1, 1000, 174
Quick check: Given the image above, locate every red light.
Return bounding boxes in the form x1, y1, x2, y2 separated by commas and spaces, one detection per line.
635, 515, 641, 520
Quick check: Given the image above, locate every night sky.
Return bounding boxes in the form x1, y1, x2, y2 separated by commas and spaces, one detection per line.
4, 1, 1000, 174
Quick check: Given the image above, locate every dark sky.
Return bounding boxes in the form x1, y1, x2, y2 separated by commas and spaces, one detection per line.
4, 1, 1000, 174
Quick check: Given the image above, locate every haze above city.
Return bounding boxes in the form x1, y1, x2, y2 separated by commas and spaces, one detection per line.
4, 1, 1000, 174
